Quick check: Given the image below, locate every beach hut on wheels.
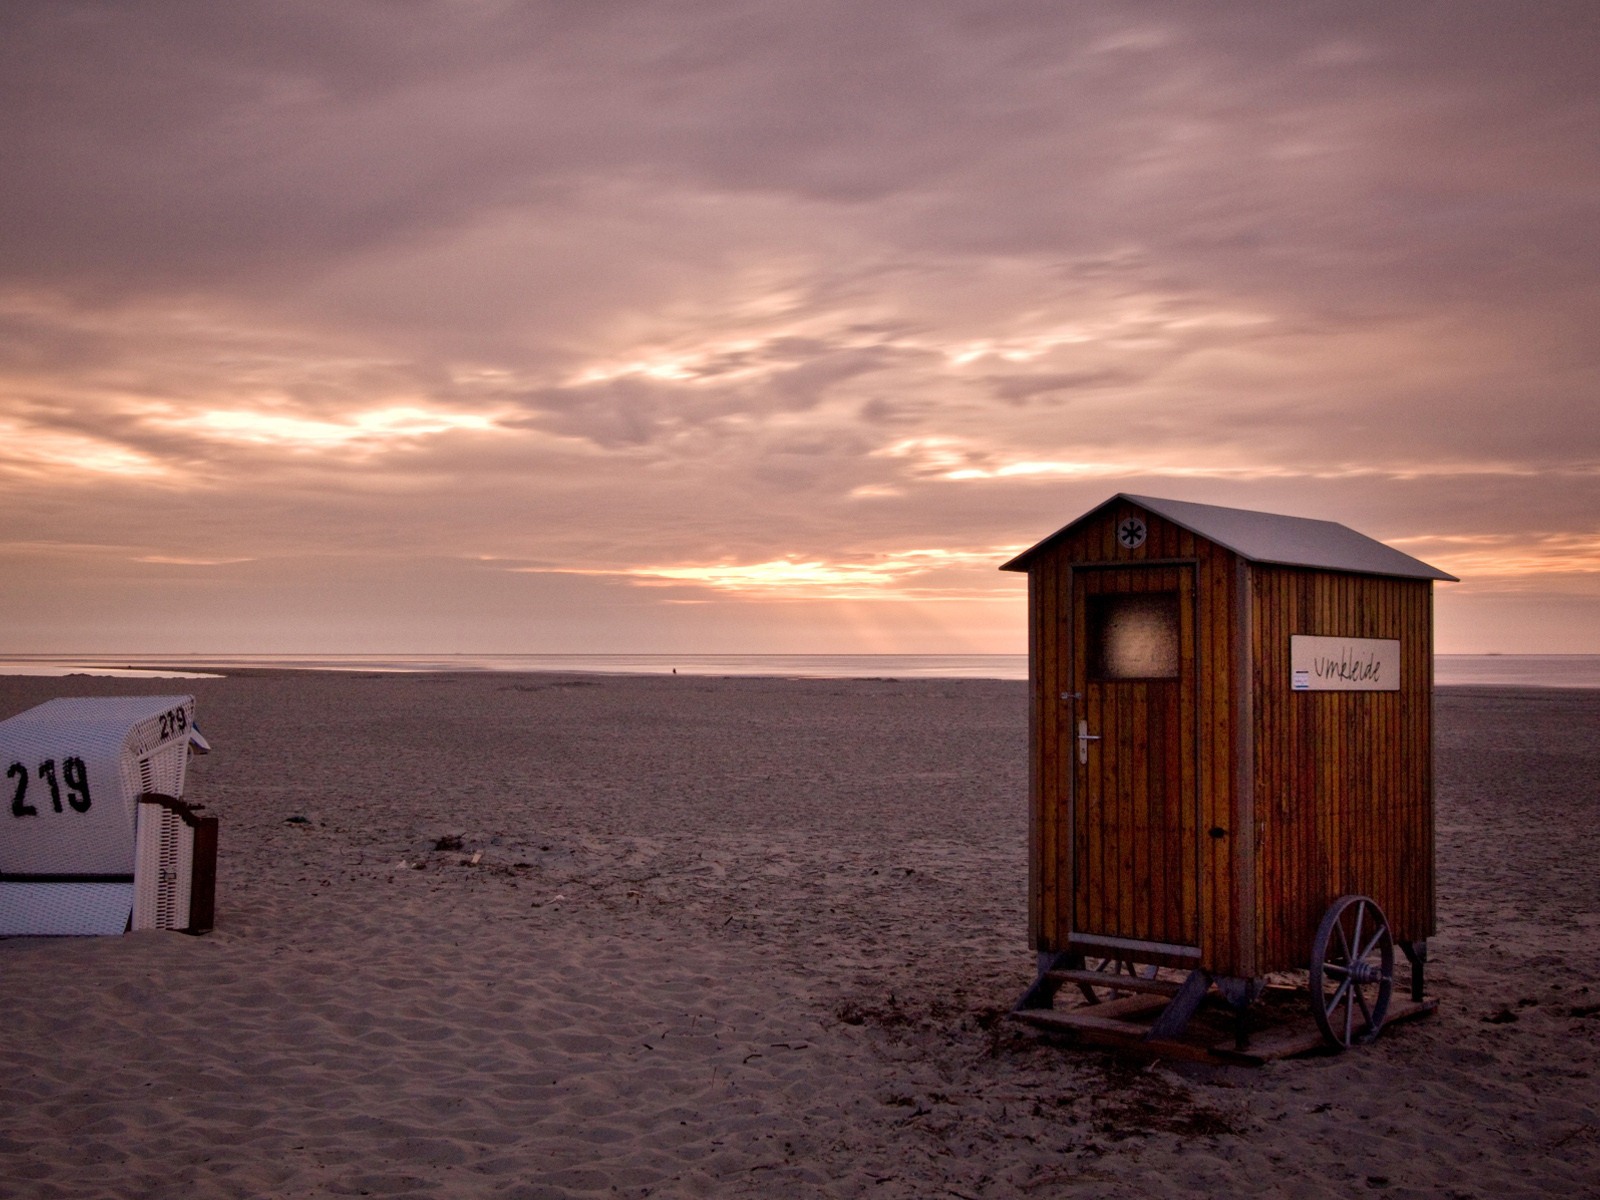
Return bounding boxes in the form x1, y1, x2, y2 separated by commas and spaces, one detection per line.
1001, 494, 1456, 1059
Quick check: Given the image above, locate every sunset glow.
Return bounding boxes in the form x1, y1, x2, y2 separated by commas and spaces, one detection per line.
1393, 534, 1600, 581
187, 406, 502, 452
0, 420, 171, 480
600, 548, 1026, 601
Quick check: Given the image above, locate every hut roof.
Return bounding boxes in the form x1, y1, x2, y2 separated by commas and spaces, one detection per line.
1000, 493, 1458, 581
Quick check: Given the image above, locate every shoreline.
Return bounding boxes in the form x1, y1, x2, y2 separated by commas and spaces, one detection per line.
9, 660, 1600, 688
4, 651, 1600, 690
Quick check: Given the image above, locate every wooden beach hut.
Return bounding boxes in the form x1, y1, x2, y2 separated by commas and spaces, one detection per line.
1001, 494, 1457, 1055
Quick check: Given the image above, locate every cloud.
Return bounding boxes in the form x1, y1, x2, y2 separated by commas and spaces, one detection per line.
527, 545, 1023, 602
1, 1, 1597, 653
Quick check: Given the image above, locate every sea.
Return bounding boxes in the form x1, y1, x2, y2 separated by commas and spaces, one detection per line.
2, 652, 1600, 687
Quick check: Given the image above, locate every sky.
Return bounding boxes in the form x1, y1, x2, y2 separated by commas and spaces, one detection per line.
3, 1, 1597, 656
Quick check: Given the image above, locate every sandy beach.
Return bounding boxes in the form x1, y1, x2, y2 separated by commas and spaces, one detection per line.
1, 670, 1596, 1199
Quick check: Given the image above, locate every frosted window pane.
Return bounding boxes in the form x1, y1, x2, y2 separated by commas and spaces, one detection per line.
1088, 592, 1180, 680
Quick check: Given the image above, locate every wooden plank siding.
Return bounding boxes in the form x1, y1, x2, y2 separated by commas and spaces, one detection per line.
1198, 534, 1240, 975
1022, 501, 1238, 970
1248, 567, 1436, 973
1070, 565, 1195, 947
1018, 497, 1438, 983
1030, 560, 1061, 952
1026, 566, 1048, 950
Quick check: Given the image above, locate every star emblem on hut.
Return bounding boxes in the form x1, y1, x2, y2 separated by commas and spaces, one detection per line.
1116, 516, 1148, 549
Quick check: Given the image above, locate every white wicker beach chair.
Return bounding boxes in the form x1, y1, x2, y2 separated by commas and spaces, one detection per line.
0, 695, 213, 936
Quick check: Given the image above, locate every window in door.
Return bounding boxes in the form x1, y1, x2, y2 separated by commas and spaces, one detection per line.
1087, 591, 1180, 680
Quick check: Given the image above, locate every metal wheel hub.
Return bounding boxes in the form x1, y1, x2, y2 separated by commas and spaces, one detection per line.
1347, 959, 1387, 987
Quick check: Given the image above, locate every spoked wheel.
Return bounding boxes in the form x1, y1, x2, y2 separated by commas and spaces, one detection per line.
1310, 895, 1394, 1048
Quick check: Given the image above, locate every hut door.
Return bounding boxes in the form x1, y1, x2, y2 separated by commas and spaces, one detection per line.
1068, 565, 1198, 951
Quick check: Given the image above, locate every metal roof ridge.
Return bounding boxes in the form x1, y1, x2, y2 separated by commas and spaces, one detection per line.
1001, 493, 1459, 581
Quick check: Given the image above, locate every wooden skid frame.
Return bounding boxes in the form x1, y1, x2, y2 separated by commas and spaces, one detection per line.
1010, 986, 1438, 1065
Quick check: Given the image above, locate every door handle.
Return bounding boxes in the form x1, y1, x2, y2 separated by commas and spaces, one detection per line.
1077, 719, 1101, 764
